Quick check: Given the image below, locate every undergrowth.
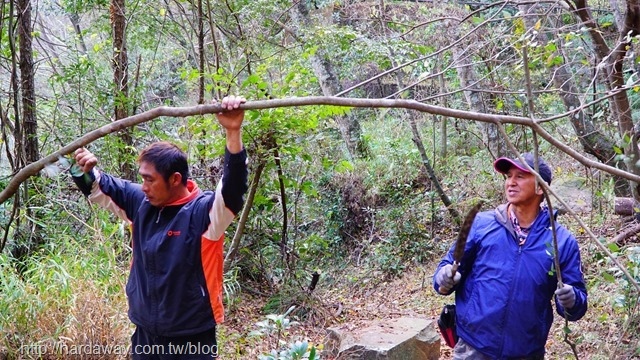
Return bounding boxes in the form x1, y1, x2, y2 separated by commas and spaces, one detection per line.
0, 230, 131, 360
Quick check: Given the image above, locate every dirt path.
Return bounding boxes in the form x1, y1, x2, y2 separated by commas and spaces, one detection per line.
220, 253, 638, 359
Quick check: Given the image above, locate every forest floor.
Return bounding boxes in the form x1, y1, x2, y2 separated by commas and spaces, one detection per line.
220, 229, 640, 360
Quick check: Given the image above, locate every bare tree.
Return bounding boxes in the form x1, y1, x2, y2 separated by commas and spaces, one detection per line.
18, 0, 38, 165
111, 0, 135, 180
0, 0, 43, 256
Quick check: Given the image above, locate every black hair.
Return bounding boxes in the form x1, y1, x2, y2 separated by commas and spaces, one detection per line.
138, 142, 189, 185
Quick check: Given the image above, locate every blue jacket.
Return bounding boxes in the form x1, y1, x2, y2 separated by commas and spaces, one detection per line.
83, 149, 248, 336
434, 204, 587, 359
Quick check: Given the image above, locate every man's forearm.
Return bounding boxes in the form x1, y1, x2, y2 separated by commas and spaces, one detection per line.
226, 129, 243, 154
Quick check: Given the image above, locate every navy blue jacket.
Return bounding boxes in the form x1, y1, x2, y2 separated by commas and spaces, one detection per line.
84, 149, 248, 336
434, 204, 587, 359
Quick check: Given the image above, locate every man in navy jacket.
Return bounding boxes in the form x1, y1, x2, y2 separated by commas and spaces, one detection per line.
72, 96, 248, 359
434, 153, 587, 359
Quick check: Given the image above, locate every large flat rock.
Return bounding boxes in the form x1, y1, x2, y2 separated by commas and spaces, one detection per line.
325, 317, 440, 359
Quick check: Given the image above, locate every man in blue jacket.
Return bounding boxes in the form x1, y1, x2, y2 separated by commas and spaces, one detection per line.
72, 96, 248, 359
434, 153, 587, 359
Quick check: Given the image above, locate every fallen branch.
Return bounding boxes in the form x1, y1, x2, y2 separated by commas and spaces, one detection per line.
609, 222, 640, 246
3, 96, 640, 205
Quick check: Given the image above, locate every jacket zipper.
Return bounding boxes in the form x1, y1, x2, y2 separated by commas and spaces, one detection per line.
156, 207, 164, 223
499, 230, 523, 357
152, 207, 164, 332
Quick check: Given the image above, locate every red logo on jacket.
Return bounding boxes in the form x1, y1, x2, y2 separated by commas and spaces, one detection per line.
167, 230, 181, 236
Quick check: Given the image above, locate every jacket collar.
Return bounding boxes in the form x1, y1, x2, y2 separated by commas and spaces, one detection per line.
495, 203, 551, 233
164, 179, 201, 206
495, 203, 510, 227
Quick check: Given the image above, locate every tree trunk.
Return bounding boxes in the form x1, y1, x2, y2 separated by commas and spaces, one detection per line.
291, 2, 367, 159
437, 63, 448, 159
520, 2, 630, 196
68, 12, 88, 54
551, 64, 628, 195
450, 31, 505, 157
111, 0, 135, 180
374, 2, 459, 221
18, 0, 37, 165
408, 112, 461, 224
6, 0, 43, 259
224, 160, 266, 272
197, 0, 205, 105
572, 0, 640, 200
609, 0, 626, 30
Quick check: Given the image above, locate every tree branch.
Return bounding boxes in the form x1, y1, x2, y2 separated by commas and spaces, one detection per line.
224, 160, 265, 272
3, 96, 640, 205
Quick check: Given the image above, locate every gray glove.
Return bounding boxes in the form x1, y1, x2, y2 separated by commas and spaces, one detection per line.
555, 284, 576, 309
436, 264, 461, 293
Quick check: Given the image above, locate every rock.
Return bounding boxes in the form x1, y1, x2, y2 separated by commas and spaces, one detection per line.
324, 317, 440, 360
550, 178, 592, 214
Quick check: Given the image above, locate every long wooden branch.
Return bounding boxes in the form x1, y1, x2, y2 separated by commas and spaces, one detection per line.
3, 96, 640, 205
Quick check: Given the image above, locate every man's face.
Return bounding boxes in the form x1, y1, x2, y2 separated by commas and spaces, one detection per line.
139, 161, 176, 207
504, 167, 543, 206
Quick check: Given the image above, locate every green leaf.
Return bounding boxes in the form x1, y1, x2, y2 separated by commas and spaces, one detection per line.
514, 99, 522, 109
290, 341, 308, 357
544, 43, 557, 52
602, 272, 616, 283
545, 55, 563, 68
471, 16, 485, 25
613, 145, 623, 155
335, 160, 354, 173
246, 74, 260, 84
415, 45, 429, 55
